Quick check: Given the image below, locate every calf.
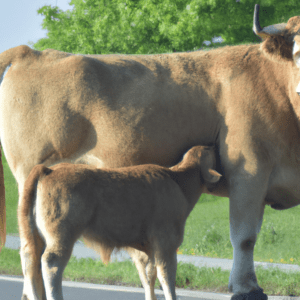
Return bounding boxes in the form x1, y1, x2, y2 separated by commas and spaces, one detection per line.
18, 145, 222, 300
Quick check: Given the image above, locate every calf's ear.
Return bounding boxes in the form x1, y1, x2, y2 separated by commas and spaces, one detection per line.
203, 169, 222, 183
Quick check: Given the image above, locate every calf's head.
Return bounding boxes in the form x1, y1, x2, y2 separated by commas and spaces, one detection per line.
178, 146, 222, 184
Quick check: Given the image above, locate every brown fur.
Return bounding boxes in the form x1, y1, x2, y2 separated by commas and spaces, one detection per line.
18, 165, 51, 300
258, 13, 300, 63
261, 35, 293, 62
18, 146, 221, 300
286, 16, 300, 36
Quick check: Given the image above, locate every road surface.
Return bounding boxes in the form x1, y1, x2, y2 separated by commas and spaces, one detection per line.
0, 275, 231, 300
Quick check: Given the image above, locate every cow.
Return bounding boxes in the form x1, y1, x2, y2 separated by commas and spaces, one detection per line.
18, 145, 222, 300
0, 4, 300, 299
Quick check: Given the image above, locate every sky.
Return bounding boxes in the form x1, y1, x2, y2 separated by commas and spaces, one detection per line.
0, 0, 72, 54
0, 0, 224, 55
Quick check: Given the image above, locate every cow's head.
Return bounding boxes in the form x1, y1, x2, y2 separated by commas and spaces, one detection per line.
253, 5, 300, 93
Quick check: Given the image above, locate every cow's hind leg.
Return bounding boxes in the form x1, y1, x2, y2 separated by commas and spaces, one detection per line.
41, 240, 74, 300
20, 231, 46, 300
228, 173, 268, 300
128, 248, 157, 300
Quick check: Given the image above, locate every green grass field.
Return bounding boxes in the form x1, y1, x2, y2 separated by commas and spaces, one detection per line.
2, 152, 19, 235
180, 196, 300, 265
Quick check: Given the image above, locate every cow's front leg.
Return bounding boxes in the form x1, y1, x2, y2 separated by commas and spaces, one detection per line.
228, 174, 268, 300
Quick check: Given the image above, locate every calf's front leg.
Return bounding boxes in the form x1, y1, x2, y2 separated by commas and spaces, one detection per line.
155, 250, 177, 300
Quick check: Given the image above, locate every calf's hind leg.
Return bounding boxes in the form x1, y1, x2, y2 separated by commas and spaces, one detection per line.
128, 248, 157, 300
41, 241, 74, 300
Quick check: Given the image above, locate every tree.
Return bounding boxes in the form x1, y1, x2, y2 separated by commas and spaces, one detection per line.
34, 0, 300, 54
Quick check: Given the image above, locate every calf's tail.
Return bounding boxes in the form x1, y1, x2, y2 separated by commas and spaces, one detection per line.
18, 165, 52, 263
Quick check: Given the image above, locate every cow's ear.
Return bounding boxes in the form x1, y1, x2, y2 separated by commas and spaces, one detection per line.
293, 36, 300, 68
253, 4, 292, 63
261, 35, 293, 63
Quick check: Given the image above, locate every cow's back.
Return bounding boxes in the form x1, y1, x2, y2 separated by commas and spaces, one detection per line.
0, 46, 224, 185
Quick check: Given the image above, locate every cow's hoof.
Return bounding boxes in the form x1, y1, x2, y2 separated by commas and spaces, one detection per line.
231, 288, 268, 300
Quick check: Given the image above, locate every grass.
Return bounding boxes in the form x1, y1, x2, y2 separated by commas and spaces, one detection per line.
3, 152, 19, 235
180, 196, 300, 265
0, 247, 232, 293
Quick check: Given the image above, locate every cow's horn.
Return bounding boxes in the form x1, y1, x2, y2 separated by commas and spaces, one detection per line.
253, 4, 287, 39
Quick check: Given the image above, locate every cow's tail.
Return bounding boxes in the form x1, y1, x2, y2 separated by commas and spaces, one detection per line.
0, 45, 32, 84
0, 45, 32, 250
0, 146, 5, 250
18, 165, 51, 261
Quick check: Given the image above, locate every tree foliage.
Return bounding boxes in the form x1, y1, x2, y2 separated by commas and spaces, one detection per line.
34, 0, 300, 54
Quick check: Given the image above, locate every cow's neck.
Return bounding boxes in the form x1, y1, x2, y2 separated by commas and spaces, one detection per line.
256, 54, 300, 161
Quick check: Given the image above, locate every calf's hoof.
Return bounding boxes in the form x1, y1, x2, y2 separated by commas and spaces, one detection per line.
231, 288, 268, 300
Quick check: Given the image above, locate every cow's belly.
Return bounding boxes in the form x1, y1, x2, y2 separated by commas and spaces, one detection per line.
265, 164, 300, 210
265, 187, 300, 210
82, 109, 221, 168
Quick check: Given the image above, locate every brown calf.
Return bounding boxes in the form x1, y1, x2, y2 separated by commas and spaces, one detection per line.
18, 146, 222, 300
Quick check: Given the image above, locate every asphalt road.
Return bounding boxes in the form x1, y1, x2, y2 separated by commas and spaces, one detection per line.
0, 275, 231, 300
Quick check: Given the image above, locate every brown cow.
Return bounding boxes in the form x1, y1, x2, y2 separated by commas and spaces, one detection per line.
1, 4, 300, 299
18, 146, 221, 300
